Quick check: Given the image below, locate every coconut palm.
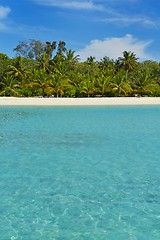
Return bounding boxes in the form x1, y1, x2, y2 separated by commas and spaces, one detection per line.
99, 56, 115, 71
79, 74, 97, 97
0, 75, 21, 96
37, 52, 50, 72
5, 65, 23, 80
45, 41, 56, 59
4, 56, 31, 84
110, 70, 132, 96
0, 53, 12, 80
64, 49, 80, 64
5, 56, 24, 80
86, 56, 96, 65
132, 69, 157, 96
57, 41, 66, 57
117, 51, 138, 72
96, 70, 113, 97
26, 68, 48, 97
46, 70, 72, 97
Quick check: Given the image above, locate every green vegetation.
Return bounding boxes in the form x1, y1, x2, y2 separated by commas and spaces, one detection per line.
1, 39, 160, 97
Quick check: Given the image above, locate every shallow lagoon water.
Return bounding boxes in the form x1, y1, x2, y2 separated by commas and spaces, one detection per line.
0, 106, 160, 240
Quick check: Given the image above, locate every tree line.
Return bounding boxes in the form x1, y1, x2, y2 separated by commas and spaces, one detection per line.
1, 39, 160, 97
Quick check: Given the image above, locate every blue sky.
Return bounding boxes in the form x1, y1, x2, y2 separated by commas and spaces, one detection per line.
0, 0, 160, 61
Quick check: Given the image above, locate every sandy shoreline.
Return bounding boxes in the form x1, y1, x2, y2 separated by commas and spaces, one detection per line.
0, 97, 160, 106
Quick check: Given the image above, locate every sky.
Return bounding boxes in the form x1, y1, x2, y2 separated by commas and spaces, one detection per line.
0, 0, 160, 61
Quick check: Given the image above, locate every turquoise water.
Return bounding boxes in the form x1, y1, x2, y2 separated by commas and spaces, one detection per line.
0, 106, 160, 240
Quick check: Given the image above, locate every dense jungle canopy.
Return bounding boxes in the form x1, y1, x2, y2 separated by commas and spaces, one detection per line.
1, 39, 160, 97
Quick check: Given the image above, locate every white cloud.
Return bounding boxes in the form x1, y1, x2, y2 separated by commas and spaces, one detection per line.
33, 0, 158, 28
101, 16, 156, 27
77, 34, 153, 61
0, 5, 11, 31
0, 6, 11, 19
105, 0, 137, 2
33, 0, 104, 10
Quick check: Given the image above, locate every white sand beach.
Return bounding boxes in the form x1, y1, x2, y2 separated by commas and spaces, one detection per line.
0, 97, 160, 106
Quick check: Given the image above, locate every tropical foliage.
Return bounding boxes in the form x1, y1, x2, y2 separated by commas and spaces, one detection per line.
1, 40, 160, 97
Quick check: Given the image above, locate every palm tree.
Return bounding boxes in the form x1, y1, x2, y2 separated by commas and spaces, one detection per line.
64, 49, 80, 64
84, 56, 99, 77
0, 75, 21, 96
26, 68, 48, 97
5, 56, 25, 80
57, 41, 66, 56
46, 71, 72, 97
86, 56, 96, 65
117, 51, 138, 72
63, 49, 80, 73
0, 53, 12, 81
96, 70, 113, 97
132, 69, 157, 96
45, 41, 56, 59
5, 65, 23, 80
99, 56, 115, 71
37, 52, 50, 72
4, 56, 32, 84
79, 74, 97, 97
110, 70, 132, 96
